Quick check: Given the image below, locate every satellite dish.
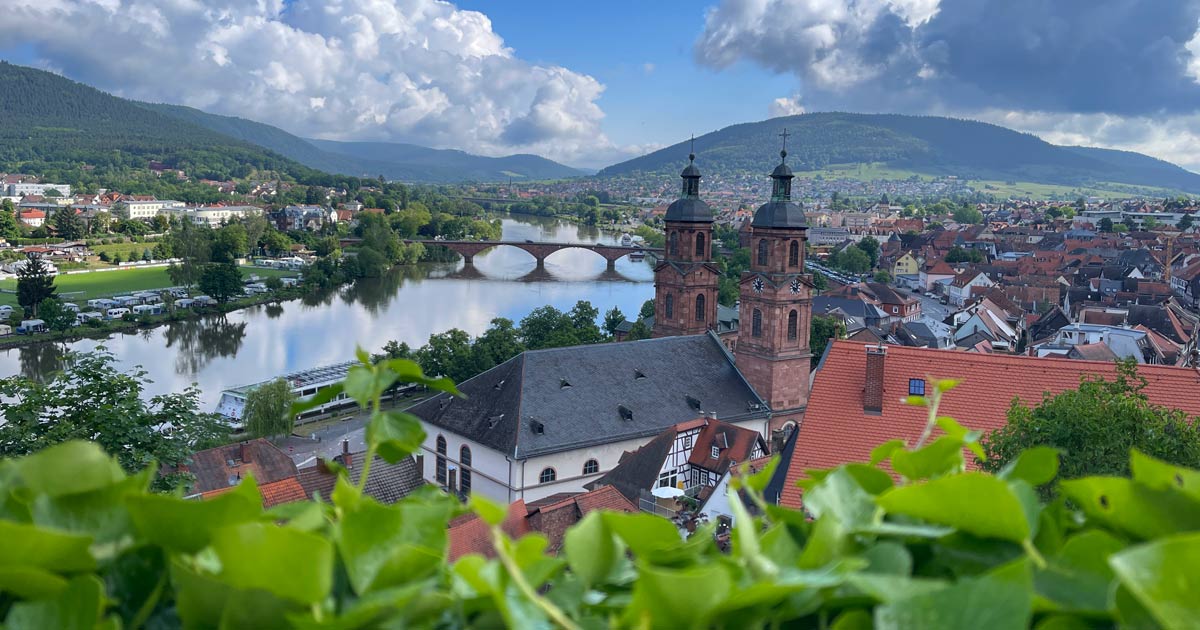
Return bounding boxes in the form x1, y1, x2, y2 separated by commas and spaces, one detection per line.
652, 486, 684, 499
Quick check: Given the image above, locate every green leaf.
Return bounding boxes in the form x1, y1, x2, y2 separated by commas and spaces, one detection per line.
997, 447, 1061, 486
877, 473, 1034, 544
1061, 477, 1200, 539
126, 476, 263, 552
831, 609, 874, 630
0, 567, 68, 600
28, 466, 153, 543
1130, 449, 1200, 501
875, 559, 1032, 630
290, 382, 344, 416
337, 495, 454, 594
210, 522, 333, 604
846, 574, 950, 603
564, 511, 622, 587
384, 358, 464, 397
739, 456, 779, 493
1034, 530, 1124, 614
934, 416, 985, 461
891, 436, 964, 480
366, 411, 426, 463
626, 562, 732, 629
5, 575, 105, 630
14, 441, 125, 497
470, 493, 507, 527
343, 365, 396, 407
803, 467, 876, 531
799, 514, 848, 570
933, 378, 960, 393
1110, 532, 1200, 628
870, 439, 906, 466
0, 520, 95, 572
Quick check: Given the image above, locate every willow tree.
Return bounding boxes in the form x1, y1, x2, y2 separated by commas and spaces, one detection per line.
243, 378, 297, 439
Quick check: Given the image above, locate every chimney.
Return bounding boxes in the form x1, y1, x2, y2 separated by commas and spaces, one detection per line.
240, 441, 252, 464
341, 439, 353, 469
864, 345, 887, 413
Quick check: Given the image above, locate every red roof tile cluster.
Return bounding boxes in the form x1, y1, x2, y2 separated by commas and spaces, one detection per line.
447, 499, 530, 561
780, 340, 1200, 509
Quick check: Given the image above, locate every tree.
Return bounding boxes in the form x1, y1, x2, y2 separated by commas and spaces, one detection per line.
952, 205, 984, 224
38, 298, 76, 333
519, 306, 579, 350
0, 348, 226, 491
981, 360, 1200, 484
211, 223, 248, 263
243, 378, 297, 439
198, 262, 244, 303
16, 253, 56, 316
945, 246, 984, 264
873, 270, 893, 283
110, 252, 123, 265
168, 221, 212, 286
626, 320, 652, 340
142, 248, 153, 262
639, 299, 656, 320
856, 236, 880, 268
1099, 217, 1114, 233
473, 318, 525, 368
52, 206, 84, 240
1179, 214, 1195, 231
567, 300, 603, 345
314, 236, 341, 258
812, 272, 829, 292
264, 275, 284, 292
810, 315, 845, 365
416, 328, 478, 383
831, 246, 871, 274
0, 199, 20, 240
603, 307, 626, 336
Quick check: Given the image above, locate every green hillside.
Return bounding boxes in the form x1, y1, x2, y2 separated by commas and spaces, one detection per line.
0, 61, 314, 183
146, 104, 586, 182
599, 112, 1200, 194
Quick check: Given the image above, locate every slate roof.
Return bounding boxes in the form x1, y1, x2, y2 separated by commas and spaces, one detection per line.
777, 341, 1200, 509
664, 198, 714, 223
752, 200, 807, 229
587, 430, 675, 504
297, 452, 425, 504
409, 332, 768, 459
185, 438, 297, 493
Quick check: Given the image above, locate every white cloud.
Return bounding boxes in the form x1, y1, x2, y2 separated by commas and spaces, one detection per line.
642, 62, 655, 75
768, 95, 806, 117
5, 0, 638, 166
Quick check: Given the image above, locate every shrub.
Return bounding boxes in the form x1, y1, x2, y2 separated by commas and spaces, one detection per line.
0, 370, 1194, 628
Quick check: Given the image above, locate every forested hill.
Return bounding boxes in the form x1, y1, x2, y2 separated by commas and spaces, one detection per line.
0, 61, 313, 183
599, 112, 1200, 193
145, 104, 587, 182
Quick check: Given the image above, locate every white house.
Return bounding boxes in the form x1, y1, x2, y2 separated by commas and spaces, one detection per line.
944, 270, 995, 307
125, 199, 184, 219
408, 333, 772, 504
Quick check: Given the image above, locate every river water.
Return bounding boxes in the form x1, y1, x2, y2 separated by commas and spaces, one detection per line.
0, 215, 654, 407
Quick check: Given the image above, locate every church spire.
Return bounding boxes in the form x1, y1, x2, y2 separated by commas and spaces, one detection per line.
770, 128, 794, 201
681, 134, 701, 199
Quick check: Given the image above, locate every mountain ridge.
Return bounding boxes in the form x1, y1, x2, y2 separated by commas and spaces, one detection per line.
598, 112, 1200, 194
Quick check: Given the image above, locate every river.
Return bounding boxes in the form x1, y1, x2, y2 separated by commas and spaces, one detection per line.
0, 214, 655, 406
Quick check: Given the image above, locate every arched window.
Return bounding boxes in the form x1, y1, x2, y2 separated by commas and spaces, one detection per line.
787, 309, 798, 340
460, 445, 472, 495
757, 239, 769, 266
435, 435, 447, 484
539, 467, 557, 484
669, 231, 679, 257
583, 459, 599, 475
789, 240, 800, 267
695, 232, 706, 258
665, 294, 674, 319
752, 309, 763, 337
695, 294, 706, 322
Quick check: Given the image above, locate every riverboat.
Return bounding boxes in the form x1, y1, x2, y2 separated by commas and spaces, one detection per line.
215, 362, 356, 429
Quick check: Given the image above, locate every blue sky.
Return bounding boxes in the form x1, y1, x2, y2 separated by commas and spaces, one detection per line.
4, 0, 1200, 171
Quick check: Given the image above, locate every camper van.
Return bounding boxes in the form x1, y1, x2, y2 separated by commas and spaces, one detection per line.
192, 296, 217, 306
106, 307, 131, 319
87, 298, 117, 310
132, 304, 163, 316
0, 304, 13, 317
62, 302, 80, 313
76, 312, 103, 325
173, 298, 196, 309
114, 295, 143, 307
17, 319, 45, 334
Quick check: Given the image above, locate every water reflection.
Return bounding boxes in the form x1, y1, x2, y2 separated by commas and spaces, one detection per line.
0, 214, 655, 406
162, 315, 249, 374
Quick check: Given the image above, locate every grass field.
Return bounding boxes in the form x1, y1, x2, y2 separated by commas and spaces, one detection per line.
91, 241, 161, 260
0, 265, 298, 307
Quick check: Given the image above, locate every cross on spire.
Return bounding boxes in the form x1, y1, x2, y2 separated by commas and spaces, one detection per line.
689, 134, 695, 162
779, 128, 790, 161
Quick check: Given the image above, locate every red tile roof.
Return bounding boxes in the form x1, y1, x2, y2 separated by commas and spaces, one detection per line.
447, 499, 530, 561
780, 340, 1200, 509
199, 476, 307, 508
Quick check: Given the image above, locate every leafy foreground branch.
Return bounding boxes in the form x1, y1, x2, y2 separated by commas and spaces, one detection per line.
0, 362, 1198, 628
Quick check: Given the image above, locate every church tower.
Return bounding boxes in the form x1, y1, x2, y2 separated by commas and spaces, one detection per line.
653, 148, 719, 337
735, 135, 813, 433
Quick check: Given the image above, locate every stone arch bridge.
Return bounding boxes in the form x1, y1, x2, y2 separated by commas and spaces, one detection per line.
405, 240, 662, 269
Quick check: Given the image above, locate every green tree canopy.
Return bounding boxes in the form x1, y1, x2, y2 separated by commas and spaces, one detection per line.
198, 262, 243, 303
952, 205, 984, 224
982, 360, 1200, 482
603, 307, 626, 336
16, 253, 56, 316
52, 205, 84, 240
243, 378, 297, 439
472, 318, 525, 368
37, 298, 75, 333
0, 348, 226, 491
810, 315, 845, 365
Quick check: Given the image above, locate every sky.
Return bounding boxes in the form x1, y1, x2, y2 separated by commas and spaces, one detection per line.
4, 0, 1200, 171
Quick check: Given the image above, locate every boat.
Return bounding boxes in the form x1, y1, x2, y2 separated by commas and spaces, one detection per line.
629, 251, 646, 262
215, 361, 358, 429
619, 233, 633, 246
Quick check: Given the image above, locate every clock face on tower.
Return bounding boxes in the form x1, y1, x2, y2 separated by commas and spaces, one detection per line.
753, 277, 765, 293
790, 278, 802, 294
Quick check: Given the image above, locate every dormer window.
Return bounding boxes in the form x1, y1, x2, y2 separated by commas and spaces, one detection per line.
711, 445, 720, 459
618, 405, 634, 421
560, 378, 571, 389
909, 378, 926, 396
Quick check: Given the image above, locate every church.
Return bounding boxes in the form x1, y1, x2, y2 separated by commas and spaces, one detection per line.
409, 143, 815, 504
